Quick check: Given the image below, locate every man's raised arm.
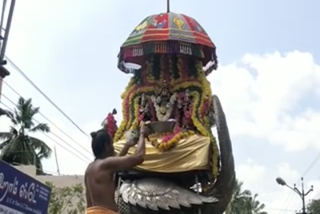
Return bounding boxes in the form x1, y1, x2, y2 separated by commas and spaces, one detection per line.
100, 124, 149, 171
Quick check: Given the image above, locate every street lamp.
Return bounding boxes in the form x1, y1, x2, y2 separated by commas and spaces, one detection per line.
276, 177, 313, 214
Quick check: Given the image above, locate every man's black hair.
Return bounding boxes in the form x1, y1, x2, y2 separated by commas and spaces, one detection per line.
90, 128, 112, 159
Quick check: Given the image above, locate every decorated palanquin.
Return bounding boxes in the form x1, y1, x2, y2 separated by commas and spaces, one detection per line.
106, 11, 235, 214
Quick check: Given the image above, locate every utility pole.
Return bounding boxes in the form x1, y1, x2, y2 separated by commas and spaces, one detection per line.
54, 146, 61, 175
276, 177, 313, 214
0, 0, 16, 102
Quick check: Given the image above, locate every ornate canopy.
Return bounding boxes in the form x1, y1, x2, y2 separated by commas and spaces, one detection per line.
118, 12, 218, 75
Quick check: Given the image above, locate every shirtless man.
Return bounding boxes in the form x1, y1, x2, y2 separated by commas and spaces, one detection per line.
85, 124, 150, 214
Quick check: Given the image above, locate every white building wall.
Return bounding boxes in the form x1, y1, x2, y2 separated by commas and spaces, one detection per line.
14, 165, 84, 187
14, 165, 85, 214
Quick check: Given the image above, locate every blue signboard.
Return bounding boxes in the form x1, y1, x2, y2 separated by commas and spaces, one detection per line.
0, 161, 51, 214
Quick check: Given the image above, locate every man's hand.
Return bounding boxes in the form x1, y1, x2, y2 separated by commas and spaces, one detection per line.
140, 122, 152, 137
124, 138, 138, 147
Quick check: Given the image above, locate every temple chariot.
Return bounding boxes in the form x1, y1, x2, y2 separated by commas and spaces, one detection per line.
104, 4, 235, 214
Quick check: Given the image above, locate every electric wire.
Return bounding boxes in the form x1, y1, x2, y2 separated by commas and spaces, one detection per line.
280, 149, 320, 213
278, 193, 294, 214
265, 207, 296, 212
0, 99, 90, 164
5, 56, 90, 138
0, 96, 91, 164
281, 149, 320, 210
3, 80, 93, 157
10, 159, 58, 175
313, 191, 320, 199
302, 153, 320, 178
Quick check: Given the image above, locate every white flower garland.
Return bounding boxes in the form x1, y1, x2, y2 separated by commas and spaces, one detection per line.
151, 93, 177, 121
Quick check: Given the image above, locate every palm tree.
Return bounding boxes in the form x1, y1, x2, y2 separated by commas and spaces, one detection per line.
0, 97, 52, 175
226, 179, 268, 214
226, 179, 252, 214
244, 193, 268, 214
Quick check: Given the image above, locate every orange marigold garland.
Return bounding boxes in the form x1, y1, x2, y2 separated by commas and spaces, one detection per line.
114, 55, 219, 177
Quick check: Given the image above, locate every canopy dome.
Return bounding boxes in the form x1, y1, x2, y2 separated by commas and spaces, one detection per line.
118, 12, 218, 75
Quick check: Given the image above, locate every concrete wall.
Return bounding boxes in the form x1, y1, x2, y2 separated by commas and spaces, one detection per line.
14, 165, 85, 213
14, 165, 84, 187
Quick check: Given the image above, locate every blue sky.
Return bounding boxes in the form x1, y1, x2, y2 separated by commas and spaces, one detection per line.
0, 0, 319, 213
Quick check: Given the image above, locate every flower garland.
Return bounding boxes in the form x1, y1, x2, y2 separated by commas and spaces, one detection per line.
150, 128, 195, 151
114, 85, 152, 142
193, 61, 219, 177
114, 77, 135, 142
190, 91, 218, 177
117, 81, 201, 142
114, 55, 219, 178
105, 109, 117, 139
195, 60, 212, 119
151, 93, 177, 121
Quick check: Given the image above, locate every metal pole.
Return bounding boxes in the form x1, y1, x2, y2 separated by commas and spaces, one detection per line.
0, 0, 7, 40
0, 0, 16, 63
195, 174, 202, 214
301, 178, 306, 214
54, 146, 61, 175
166, 0, 170, 12
276, 177, 313, 214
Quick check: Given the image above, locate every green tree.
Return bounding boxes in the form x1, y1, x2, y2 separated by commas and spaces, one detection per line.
308, 199, 320, 214
46, 182, 85, 214
244, 193, 267, 214
226, 179, 268, 214
226, 179, 252, 214
0, 97, 52, 174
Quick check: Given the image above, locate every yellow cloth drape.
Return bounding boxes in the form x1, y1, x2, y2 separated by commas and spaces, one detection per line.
113, 135, 211, 173
85, 206, 118, 214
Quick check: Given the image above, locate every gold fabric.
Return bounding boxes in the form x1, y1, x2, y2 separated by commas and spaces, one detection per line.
113, 135, 211, 173
85, 206, 118, 214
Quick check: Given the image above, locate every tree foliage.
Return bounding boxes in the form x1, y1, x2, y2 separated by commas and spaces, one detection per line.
46, 182, 85, 214
0, 97, 52, 175
226, 179, 268, 214
308, 199, 320, 214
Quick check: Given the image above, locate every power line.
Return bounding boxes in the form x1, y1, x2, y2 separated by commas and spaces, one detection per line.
3, 80, 93, 157
279, 193, 294, 214
313, 191, 320, 200
0, 97, 91, 164
5, 56, 90, 138
266, 207, 296, 212
302, 153, 320, 178
0, 95, 91, 162
280, 149, 320, 213
9, 160, 58, 175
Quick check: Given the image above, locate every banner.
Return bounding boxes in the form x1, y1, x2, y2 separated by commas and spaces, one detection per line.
0, 161, 51, 214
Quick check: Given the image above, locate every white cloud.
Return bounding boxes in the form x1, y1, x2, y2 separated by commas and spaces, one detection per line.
277, 162, 299, 182
209, 51, 320, 152
237, 158, 266, 183
210, 51, 320, 213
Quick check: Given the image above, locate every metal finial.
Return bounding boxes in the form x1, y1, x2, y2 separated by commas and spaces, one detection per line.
167, 0, 170, 12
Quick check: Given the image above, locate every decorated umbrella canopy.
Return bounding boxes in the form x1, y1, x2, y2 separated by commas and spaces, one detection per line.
118, 11, 218, 76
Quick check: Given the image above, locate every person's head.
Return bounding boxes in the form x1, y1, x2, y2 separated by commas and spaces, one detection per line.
91, 128, 115, 159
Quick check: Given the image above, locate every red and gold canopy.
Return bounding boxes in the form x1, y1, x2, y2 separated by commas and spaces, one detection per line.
118, 12, 217, 75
